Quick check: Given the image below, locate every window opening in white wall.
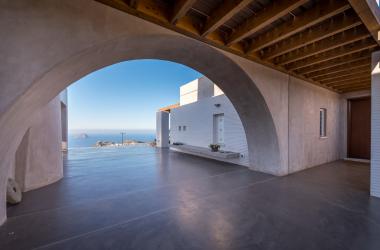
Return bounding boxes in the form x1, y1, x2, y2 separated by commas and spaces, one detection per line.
183, 126, 186, 131
320, 108, 327, 138
179, 126, 181, 131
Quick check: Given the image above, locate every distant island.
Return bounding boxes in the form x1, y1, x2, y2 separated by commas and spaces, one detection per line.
95, 140, 156, 147
75, 133, 89, 139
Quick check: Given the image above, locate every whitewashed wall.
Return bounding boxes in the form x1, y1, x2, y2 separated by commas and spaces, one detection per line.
170, 94, 250, 167
371, 51, 380, 198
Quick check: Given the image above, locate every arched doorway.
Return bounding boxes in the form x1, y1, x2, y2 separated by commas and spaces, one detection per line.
0, 34, 281, 223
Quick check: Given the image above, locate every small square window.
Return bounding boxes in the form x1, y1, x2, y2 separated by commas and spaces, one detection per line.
183, 126, 186, 131
319, 108, 327, 138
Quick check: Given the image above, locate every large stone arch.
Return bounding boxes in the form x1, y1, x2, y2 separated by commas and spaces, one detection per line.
0, 34, 281, 224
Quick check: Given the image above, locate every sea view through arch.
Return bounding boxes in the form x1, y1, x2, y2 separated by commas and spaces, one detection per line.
68, 129, 155, 148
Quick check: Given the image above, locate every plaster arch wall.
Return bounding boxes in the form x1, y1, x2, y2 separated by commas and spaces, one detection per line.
0, 0, 287, 225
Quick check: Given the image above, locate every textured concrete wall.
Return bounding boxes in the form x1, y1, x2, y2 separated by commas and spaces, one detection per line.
288, 77, 341, 173
371, 51, 380, 198
230, 57, 290, 177
171, 94, 250, 167
13, 97, 63, 192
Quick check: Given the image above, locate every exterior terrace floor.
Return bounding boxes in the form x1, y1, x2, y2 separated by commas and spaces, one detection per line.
1, 146, 380, 249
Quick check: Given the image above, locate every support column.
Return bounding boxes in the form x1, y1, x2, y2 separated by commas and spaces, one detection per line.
14, 96, 63, 192
60, 90, 68, 151
156, 111, 169, 148
61, 103, 68, 151
371, 51, 380, 198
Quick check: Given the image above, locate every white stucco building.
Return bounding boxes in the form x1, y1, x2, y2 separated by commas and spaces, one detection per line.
167, 77, 250, 167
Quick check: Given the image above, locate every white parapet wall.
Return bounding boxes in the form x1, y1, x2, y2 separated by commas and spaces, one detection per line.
371, 51, 380, 198
156, 111, 169, 148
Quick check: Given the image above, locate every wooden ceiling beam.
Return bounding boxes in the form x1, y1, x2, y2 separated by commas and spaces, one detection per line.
338, 82, 370, 87
339, 87, 370, 93
334, 85, 371, 93
331, 79, 370, 87
96, 0, 379, 94
286, 38, 377, 71
124, 0, 138, 8
170, 0, 197, 24
335, 83, 371, 92
338, 85, 371, 91
337, 82, 370, 89
304, 58, 370, 78
247, 0, 351, 54
201, 0, 252, 37
295, 52, 372, 75
320, 73, 370, 85
274, 26, 370, 65
261, 10, 362, 60
312, 65, 370, 81
226, 0, 307, 45
348, 0, 380, 46
324, 76, 371, 86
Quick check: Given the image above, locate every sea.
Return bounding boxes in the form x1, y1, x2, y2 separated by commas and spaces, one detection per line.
68, 130, 155, 148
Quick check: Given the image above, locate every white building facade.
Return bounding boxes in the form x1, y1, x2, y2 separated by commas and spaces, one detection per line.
170, 77, 250, 167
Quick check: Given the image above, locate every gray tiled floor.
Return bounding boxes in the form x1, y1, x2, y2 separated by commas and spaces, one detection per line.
1, 147, 379, 249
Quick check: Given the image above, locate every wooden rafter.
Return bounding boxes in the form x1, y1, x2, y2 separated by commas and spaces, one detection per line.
321, 73, 370, 85
247, 0, 351, 54
312, 66, 370, 81
295, 52, 372, 75
226, 0, 307, 45
124, 0, 138, 8
261, 10, 362, 60
324, 76, 371, 86
334, 84, 371, 92
170, 0, 197, 24
304, 58, 370, 78
286, 38, 377, 71
331, 79, 371, 87
335, 83, 371, 92
338, 82, 371, 88
348, 0, 380, 46
201, 0, 252, 37
96, 0, 379, 93
274, 26, 370, 65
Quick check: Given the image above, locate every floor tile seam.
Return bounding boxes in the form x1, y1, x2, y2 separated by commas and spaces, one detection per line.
31, 176, 278, 249
60, 164, 160, 180
65, 151, 159, 157
320, 196, 380, 219
322, 198, 380, 228
286, 176, 368, 192
63, 160, 158, 170
7, 168, 252, 219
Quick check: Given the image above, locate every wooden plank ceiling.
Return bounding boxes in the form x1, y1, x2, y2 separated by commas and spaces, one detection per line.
96, 0, 380, 93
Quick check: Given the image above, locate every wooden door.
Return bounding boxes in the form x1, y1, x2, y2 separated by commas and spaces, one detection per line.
348, 97, 371, 159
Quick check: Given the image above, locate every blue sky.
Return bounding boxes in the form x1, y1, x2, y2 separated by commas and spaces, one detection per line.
68, 59, 202, 131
